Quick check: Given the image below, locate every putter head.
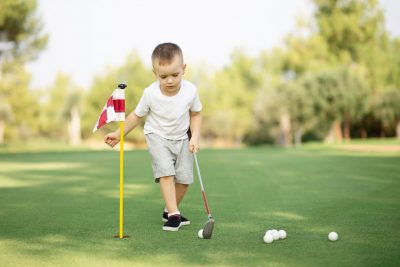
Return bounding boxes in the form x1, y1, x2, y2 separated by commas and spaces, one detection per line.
202, 218, 215, 239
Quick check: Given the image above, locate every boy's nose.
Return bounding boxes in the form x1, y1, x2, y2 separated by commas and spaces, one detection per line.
167, 77, 174, 84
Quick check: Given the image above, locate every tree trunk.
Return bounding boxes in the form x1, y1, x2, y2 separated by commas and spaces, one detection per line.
325, 120, 342, 143
380, 127, 386, 137
278, 113, 291, 147
68, 106, 81, 146
397, 120, 400, 139
294, 128, 302, 147
343, 113, 351, 141
361, 128, 367, 139
0, 119, 4, 144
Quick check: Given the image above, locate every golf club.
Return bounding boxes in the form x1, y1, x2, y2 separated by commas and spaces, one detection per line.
193, 152, 215, 239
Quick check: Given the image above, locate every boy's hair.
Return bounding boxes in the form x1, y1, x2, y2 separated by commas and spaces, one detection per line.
151, 43, 183, 66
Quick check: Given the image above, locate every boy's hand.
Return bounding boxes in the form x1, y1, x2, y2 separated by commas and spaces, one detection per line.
189, 136, 199, 153
104, 132, 120, 148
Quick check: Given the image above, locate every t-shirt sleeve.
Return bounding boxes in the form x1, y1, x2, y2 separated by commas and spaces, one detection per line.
190, 89, 202, 112
134, 90, 149, 117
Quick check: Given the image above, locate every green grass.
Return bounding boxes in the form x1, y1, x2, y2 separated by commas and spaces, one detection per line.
303, 137, 400, 148
0, 146, 399, 267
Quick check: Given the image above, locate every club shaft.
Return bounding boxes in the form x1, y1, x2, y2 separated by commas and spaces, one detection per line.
193, 153, 212, 216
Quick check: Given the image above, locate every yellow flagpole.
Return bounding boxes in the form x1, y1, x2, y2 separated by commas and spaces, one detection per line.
119, 121, 124, 239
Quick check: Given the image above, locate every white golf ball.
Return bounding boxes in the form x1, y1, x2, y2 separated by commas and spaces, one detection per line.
271, 229, 280, 240
265, 230, 272, 236
198, 229, 204, 239
278, 230, 287, 239
263, 233, 274, 243
328, 232, 338, 241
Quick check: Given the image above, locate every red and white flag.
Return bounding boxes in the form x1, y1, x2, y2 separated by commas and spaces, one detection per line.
93, 87, 125, 132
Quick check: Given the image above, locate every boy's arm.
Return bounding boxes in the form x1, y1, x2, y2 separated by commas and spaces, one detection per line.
121, 112, 143, 136
189, 111, 202, 152
104, 112, 143, 147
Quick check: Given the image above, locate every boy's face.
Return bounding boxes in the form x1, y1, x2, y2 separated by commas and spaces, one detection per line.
153, 55, 186, 96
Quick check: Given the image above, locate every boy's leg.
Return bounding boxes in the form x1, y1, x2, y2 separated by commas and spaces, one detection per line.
162, 184, 188, 211
160, 175, 182, 231
175, 183, 189, 206
161, 137, 192, 226
162, 183, 191, 226
159, 176, 179, 214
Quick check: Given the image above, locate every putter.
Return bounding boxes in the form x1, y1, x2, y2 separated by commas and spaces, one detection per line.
193, 152, 215, 239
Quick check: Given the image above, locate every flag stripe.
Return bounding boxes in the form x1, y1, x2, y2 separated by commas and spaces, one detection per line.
97, 109, 108, 129
113, 99, 125, 112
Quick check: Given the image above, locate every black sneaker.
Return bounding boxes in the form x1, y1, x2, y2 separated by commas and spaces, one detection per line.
162, 215, 181, 231
162, 211, 190, 226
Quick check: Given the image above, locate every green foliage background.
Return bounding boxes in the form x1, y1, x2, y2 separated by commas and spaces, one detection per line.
1, 0, 399, 146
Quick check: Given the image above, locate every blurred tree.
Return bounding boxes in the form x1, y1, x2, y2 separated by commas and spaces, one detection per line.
250, 67, 369, 145
386, 39, 400, 88
265, 0, 397, 142
314, 0, 385, 61
203, 49, 263, 145
40, 73, 85, 145
61, 86, 85, 146
0, 94, 13, 144
244, 87, 282, 145
0, 0, 47, 144
278, 79, 318, 146
0, 62, 39, 142
280, 0, 389, 80
0, 0, 48, 64
312, 0, 398, 139
41, 73, 69, 139
280, 34, 334, 76
374, 88, 400, 138
304, 68, 368, 141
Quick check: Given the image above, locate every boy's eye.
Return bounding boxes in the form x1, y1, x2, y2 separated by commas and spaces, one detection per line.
160, 76, 167, 79
172, 73, 179, 77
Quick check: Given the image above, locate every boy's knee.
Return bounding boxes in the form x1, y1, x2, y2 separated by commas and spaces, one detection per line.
176, 183, 189, 188
158, 175, 175, 183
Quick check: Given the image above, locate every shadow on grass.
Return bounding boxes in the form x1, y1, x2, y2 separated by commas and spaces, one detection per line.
0, 149, 399, 266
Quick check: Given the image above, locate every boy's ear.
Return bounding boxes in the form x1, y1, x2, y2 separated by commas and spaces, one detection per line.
182, 64, 186, 74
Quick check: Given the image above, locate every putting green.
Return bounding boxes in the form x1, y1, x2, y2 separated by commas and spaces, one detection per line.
0, 146, 399, 266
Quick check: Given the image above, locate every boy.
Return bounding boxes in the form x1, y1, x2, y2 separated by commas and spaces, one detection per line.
104, 43, 202, 232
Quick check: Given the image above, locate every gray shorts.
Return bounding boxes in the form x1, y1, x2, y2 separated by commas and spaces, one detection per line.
145, 133, 193, 184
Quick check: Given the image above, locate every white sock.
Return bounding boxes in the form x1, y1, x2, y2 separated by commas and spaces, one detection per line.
164, 208, 168, 213
168, 211, 180, 217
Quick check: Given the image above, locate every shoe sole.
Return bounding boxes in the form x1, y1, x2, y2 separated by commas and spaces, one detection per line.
162, 226, 180, 231
162, 218, 190, 226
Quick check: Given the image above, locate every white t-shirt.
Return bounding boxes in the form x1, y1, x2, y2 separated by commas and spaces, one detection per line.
134, 80, 202, 140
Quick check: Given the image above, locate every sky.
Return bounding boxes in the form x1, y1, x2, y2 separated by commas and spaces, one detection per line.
27, 0, 400, 89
